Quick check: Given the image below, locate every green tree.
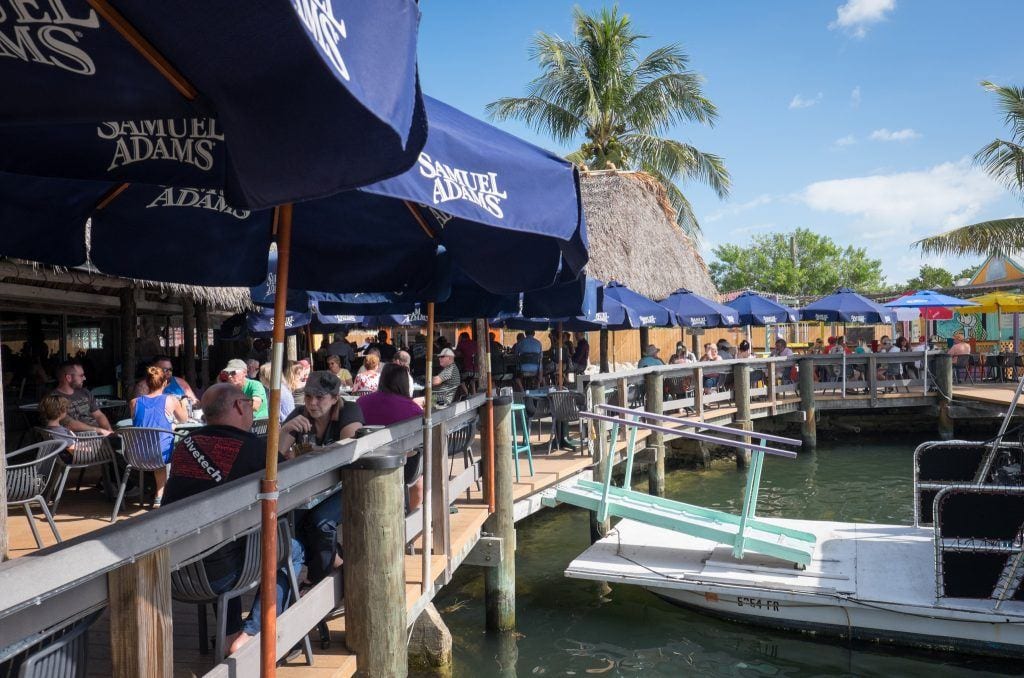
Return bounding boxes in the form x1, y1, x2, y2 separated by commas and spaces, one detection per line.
905, 264, 954, 289
916, 81, 1024, 256
955, 265, 980, 282
486, 5, 729, 236
710, 228, 886, 296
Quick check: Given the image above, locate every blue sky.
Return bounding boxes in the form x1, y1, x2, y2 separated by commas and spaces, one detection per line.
416, 0, 1024, 285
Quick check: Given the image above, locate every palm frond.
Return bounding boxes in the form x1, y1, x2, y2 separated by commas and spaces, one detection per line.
982, 81, 1024, 141
565, 148, 590, 168
484, 96, 583, 143
914, 218, 1024, 257
627, 72, 718, 133
974, 138, 1024, 195
642, 166, 700, 237
624, 133, 731, 198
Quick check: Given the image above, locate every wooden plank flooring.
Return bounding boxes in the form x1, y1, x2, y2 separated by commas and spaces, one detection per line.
954, 383, 1024, 407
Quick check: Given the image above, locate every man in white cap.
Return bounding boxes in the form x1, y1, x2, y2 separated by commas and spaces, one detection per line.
433, 347, 461, 407
221, 358, 268, 419
637, 344, 665, 368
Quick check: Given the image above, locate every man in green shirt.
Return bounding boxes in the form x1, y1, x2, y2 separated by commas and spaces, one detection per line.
223, 359, 269, 419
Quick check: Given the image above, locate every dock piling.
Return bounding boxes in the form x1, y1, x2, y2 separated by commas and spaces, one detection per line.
342, 453, 408, 677
798, 356, 817, 450
935, 353, 954, 440
732, 363, 753, 469
485, 396, 516, 632
108, 547, 173, 678
588, 384, 611, 542
644, 371, 665, 497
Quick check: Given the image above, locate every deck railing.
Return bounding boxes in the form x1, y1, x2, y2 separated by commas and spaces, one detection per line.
0, 395, 487, 677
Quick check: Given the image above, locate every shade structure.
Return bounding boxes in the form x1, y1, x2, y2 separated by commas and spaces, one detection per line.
246, 308, 311, 335
799, 288, 894, 323
885, 290, 977, 309
0, 0, 426, 209
726, 291, 798, 326
658, 288, 739, 328
955, 291, 1024, 314
598, 281, 674, 328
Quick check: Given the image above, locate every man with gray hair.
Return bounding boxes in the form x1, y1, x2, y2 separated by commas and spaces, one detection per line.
162, 383, 303, 656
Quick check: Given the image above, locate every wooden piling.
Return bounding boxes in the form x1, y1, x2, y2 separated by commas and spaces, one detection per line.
485, 397, 516, 632
588, 383, 611, 543
342, 454, 408, 677
644, 371, 665, 497
935, 353, 954, 440
798, 356, 816, 450
732, 363, 752, 469
599, 329, 610, 373
108, 548, 173, 678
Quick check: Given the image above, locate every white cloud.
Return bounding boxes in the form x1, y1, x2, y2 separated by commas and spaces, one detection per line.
800, 160, 1003, 231
705, 194, 774, 223
829, 0, 896, 38
869, 127, 921, 142
850, 85, 861, 107
789, 92, 823, 109
833, 134, 857, 148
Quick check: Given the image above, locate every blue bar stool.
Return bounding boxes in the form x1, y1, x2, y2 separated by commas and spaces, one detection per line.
510, 403, 535, 481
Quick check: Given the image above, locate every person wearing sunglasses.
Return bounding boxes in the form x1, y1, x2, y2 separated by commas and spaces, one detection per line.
220, 358, 268, 419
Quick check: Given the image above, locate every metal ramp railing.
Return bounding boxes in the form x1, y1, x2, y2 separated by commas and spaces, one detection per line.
544, 404, 816, 567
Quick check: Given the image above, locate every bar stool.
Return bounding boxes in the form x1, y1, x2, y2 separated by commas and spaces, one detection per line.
509, 403, 534, 481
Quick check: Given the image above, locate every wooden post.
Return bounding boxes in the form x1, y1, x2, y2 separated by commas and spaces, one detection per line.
475, 319, 489, 394
286, 334, 297, 361
935, 353, 954, 440
588, 383, 610, 543
867, 355, 878, 406
694, 367, 704, 420
798, 356, 816, 450
195, 302, 210, 389
181, 296, 196, 388
108, 548, 173, 678
119, 287, 137, 399
644, 371, 665, 497
599, 329, 609, 373
638, 327, 650, 358
616, 377, 628, 440
431, 420, 451, 579
343, 454, 408, 677
485, 396, 516, 632
767, 361, 777, 414
732, 363, 752, 469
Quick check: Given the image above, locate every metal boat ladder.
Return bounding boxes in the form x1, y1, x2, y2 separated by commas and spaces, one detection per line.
543, 404, 816, 567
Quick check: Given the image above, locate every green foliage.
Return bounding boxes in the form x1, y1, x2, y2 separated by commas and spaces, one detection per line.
486, 5, 729, 236
905, 264, 954, 290
916, 81, 1024, 257
710, 228, 886, 296
955, 265, 980, 282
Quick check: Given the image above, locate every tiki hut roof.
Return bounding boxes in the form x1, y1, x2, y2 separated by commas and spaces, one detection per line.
580, 171, 718, 301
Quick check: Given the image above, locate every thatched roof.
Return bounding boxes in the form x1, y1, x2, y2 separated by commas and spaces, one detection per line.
580, 171, 718, 300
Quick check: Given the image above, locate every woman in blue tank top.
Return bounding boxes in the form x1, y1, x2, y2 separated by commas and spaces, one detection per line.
131, 366, 188, 506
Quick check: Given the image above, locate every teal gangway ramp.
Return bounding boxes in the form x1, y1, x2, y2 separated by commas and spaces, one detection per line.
544, 403, 817, 567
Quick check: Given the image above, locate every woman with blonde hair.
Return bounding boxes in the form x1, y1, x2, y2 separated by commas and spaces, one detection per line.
130, 365, 188, 506
352, 352, 381, 393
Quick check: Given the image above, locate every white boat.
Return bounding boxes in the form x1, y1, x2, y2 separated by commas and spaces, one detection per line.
549, 393, 1024, 659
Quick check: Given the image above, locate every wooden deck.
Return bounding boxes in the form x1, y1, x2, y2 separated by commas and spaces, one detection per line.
953, 383, 1024, 407
6, 439, 596, 678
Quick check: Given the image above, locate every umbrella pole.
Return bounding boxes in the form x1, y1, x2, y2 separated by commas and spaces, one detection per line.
259, 203, 291, 677
557, 321, 564, 389
421, 302, 436, 593
484, 320, 496, 513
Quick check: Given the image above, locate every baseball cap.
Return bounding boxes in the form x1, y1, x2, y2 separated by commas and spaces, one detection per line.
304, 370, 341, 397
439, 348, 455, 357
223, 358, 247, 373
645, 345, 660, 356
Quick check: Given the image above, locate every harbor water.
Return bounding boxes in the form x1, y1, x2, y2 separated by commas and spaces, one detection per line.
433, 436, 1019, 676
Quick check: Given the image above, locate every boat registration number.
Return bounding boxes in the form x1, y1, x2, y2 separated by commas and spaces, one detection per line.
736, 596, 780, 612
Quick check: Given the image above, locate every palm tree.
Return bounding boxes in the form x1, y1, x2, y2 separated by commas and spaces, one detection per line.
916, 81, 1024, 256
486, 6, 729, 236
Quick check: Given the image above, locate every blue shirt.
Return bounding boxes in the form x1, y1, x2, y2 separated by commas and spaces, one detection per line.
514, 336, 543, 374
638, 356, 664, 368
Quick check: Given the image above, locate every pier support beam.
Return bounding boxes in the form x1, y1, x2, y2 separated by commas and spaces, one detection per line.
485, 397, 516, 632
588, 384, 611, 541
408, 603, 453, 677
343, 453, 408, 678
732, 363, 752, 469
644, 372, 665, 496
798, 356, 817, 450
935, 353, 954, 440
108, 548, 173, 678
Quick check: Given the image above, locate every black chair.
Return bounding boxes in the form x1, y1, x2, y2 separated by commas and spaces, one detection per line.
953, 354, 974, 384
515, 352, 543, 389
547, 390, 589, 455
447, 416, 480, 499
34, 429, 119, 514
5, 440, 66, 550
0, 608, 102, 678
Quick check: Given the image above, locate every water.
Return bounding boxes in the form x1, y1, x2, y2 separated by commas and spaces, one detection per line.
434, 436, 1019, 676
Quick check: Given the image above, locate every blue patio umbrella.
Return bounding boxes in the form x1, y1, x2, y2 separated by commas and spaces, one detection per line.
884, 290, 978, 309
799, 287, 894, 323
0, 0, 426, 209
727, 291, 799, 325
599, 282, 674, 329
246, 308, 311, 335
658, 288, 739, 328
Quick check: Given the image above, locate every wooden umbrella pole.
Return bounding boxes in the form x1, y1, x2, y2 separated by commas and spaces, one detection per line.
557, 321, 564, 389
484, 320, 496, 512
421, 302, 436, 592
258, 203, 291, 677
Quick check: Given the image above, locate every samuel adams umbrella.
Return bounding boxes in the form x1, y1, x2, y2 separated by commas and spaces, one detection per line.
598, 281, 674, 329
0, 0, 426, 209
727, 290, 799, 325
799, 287, 894, 323
658, 288, 739, 328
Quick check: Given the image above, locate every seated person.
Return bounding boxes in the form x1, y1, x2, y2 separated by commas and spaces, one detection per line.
433, 348, 461, 407
130, 365, 188, 506
279, 372, 364, 586
134, 356, 198, 403
39, 394, 75, 462
162, 383, 304, 656
513, 330, 543, 376
326, 354, 354, 387
222, 359, 268, 419
948, 333, 971, 356
638, 344, 664, 367
50, 361, 112, 436
358, 364, 424, 510
353, 352, 381, 392
369, 330, 397, 363
572, 334, 590, 372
